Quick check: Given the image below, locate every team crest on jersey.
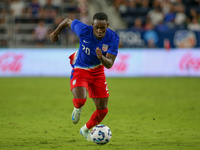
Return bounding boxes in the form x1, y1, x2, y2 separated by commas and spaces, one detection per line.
102, 44, 108, 52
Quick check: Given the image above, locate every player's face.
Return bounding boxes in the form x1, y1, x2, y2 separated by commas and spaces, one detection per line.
92, 19, 109, 40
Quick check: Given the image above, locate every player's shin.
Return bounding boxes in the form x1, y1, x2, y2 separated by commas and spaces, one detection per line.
86, 108, 108, 129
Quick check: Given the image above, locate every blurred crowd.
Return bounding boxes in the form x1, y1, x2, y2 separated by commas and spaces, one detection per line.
0, 0, 200, 48
114, 0, 200, 31
0, 0, 90, 22
0, 0, 89, 47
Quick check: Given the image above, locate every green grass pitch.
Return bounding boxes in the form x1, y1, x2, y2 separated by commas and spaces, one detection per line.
0, 77, 200, 150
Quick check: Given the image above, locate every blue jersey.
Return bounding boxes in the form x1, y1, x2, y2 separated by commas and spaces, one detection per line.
70, 19, 119, 70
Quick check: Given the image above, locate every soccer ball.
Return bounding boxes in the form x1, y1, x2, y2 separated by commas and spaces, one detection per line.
91, 124, 112, 145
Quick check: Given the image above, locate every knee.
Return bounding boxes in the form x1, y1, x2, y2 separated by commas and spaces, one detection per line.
96, 105, 107, 110
94, 98, 108, 109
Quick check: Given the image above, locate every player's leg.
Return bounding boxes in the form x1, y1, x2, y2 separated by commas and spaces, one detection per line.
80, 70, 109, 141
86, 79, 109, 128
71, 86, 87, 124
72, 86, 87, 107
80, 97, 108, 141
86, 97, 108, 129
70, 68, 89, 124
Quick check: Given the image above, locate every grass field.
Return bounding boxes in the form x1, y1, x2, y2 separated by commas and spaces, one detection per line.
0, 77, 200, 150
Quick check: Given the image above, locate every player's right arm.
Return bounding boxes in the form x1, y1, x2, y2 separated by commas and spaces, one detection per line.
50, 18, 74, 43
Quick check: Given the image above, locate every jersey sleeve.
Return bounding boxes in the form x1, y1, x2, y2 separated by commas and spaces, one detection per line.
71, 19, 89, 36
107, 35, 119, 56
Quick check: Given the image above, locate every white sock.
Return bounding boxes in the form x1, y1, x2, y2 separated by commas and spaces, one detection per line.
75, 106, 82, 110
82, 124, 89, 131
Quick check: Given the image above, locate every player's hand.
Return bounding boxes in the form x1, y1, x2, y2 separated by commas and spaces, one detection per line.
50, 32, 59, 43
95, 47, 102, 58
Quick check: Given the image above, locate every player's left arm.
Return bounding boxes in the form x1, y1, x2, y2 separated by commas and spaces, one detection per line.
96, 47, 116, 69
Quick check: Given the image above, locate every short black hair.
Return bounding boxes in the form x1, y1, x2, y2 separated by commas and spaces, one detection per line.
93, 12, 108, 22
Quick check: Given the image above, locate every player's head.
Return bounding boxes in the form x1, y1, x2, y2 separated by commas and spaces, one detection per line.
92, 12, 109, 40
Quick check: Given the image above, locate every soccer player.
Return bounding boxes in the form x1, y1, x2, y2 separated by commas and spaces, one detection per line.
50, 12, 119, 141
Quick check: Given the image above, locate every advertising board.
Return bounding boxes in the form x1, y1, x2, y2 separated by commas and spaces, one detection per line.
0, 48, 200, 77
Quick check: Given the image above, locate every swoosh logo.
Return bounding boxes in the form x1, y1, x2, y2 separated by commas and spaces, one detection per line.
83, 40, 90, 43
72, 112, 75, 120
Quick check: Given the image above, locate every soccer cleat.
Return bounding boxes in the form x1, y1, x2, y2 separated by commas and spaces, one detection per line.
71, 107, 82, 124
80, 126, 92, 141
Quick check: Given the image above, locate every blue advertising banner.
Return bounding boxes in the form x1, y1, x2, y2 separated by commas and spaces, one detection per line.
116, 29, 200, 48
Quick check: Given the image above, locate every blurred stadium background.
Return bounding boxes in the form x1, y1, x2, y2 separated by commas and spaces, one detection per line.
1, 2, 200, 149
0, 0, 200, 77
